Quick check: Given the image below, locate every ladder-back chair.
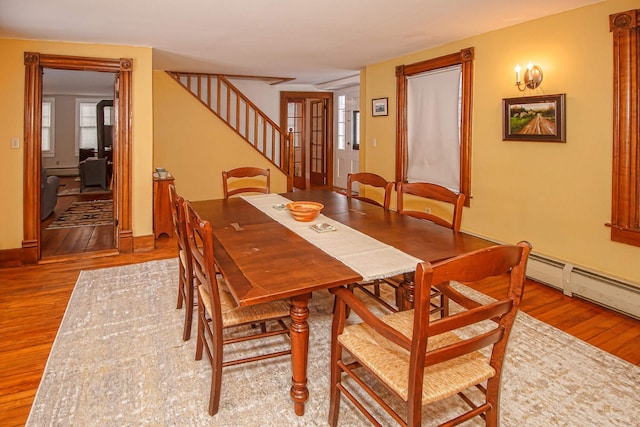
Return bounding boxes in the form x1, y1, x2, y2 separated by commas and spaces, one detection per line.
329, 241, 532, 426
184, 200, 291, 416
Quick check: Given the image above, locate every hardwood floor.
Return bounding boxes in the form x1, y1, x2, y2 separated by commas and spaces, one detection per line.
40, 176, 115, 258
1, 236, 638, 426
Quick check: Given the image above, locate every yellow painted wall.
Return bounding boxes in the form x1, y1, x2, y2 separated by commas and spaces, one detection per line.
0, 38, 154, 249
361, 0, 640, 284
152, 71, 288, 201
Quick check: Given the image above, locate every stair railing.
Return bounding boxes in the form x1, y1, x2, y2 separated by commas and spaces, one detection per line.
167, 71, 293, 189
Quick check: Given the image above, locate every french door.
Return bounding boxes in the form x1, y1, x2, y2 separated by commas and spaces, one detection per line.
281, 92, 333, 190
287, 99, 306, 189
309, 99, 327, 186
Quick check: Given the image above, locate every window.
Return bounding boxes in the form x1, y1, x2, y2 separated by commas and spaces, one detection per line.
395, 47, 474, 203
608, 10, 640, 247
352, 110, 360, 150
337, 95, 346, 150
41, 97, 55, 157
76, 99, 101, 153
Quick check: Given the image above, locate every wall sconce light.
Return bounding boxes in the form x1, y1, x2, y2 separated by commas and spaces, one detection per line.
515, 62, 543, 91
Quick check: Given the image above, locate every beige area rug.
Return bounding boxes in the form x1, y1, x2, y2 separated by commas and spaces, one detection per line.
27, 259, 640, 426
46, 199, 113, 230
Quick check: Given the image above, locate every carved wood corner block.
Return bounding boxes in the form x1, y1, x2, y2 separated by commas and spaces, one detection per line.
24, 52, 40, 65
120, 58, 133, 71
610, 10, 638, 32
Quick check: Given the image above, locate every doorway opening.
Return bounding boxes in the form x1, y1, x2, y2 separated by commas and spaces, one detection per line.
22, 52, 133, 264
40, 70, 117, 258
280, 91, 334, 190
333, 86, 360, 191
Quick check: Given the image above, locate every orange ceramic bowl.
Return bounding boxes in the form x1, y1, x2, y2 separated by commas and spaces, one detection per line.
286, 201, 324, 222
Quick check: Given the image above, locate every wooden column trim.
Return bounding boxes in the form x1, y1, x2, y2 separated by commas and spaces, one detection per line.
22, 53, 42, 264
116, 58, 134, 253
608, 10, 640, 247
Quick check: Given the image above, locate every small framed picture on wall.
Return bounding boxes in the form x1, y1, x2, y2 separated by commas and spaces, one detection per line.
372, 97, 388, 117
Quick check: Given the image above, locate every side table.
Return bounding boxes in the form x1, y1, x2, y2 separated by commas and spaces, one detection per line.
153, 174, 175, 239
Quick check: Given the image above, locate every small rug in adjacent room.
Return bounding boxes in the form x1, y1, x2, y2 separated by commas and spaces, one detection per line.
46, 199, 113, 229
58, 186, 112, 196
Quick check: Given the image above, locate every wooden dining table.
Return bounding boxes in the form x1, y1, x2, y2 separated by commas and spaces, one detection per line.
189, 189, 494, 416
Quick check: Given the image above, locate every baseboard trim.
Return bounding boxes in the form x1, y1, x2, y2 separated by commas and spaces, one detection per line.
134, 235, 155, 253
0, 248, 23, 268
1, 234, 155, 268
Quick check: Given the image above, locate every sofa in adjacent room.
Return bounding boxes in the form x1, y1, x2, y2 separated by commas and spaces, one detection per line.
41, 167, 60, 220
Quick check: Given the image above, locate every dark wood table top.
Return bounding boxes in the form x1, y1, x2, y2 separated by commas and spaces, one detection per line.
190, 190, 493, 306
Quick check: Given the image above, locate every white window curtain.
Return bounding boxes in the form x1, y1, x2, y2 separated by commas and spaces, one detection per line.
406, 65, 462, 191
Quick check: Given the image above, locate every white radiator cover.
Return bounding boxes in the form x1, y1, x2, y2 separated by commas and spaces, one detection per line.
526, 253, 640, 320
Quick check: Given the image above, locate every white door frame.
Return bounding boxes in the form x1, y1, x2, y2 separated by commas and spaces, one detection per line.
333, 86, 360, 189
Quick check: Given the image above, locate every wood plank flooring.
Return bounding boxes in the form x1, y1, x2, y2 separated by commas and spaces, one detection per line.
1, 236, 639, 426
40, 176, 115, 258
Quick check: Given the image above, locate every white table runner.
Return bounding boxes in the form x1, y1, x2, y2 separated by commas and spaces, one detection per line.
241, 194, 423, 281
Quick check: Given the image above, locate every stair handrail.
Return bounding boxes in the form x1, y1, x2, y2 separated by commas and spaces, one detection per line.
166, 71, 294, 189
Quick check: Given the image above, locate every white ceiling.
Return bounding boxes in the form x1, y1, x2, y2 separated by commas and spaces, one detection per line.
1, 0, 602, 87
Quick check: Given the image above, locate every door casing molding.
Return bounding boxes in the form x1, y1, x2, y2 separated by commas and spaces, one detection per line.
22, 52, 133, 263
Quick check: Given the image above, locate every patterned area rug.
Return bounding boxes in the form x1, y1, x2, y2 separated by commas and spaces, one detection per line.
58, 186, 112, 196
46, 199, 113, 229
27, 259, 640, 426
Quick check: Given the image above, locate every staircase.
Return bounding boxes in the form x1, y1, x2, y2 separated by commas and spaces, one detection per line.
166, 72, 293, 189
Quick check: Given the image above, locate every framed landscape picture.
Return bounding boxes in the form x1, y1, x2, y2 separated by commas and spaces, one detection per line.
502, 93, 566, 142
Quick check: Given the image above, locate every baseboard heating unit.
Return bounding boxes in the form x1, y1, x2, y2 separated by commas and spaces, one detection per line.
527, 253, 640, 320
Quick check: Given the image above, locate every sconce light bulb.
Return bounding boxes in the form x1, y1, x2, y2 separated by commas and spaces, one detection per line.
515, 64, 521, 73
527, 62, 533, 71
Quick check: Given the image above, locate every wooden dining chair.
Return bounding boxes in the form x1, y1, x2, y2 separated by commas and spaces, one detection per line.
397, 181, 465, 231
397, 181, 466, 317
168, 184, 194, 341
222, 167, 270, 198
344, 172, 395, 309
347, 172, 394, 210
329, 241, 532, 427
184, 200, 291, 416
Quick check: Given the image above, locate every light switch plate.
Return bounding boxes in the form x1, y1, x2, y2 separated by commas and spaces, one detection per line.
11, 137, 20, 149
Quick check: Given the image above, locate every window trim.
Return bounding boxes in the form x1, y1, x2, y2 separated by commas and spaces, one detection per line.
395, 47, 474, 205
608, 10, 640, 247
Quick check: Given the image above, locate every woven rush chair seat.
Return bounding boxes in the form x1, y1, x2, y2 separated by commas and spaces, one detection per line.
198, 278, 290, 328
338, 309, 495, 404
